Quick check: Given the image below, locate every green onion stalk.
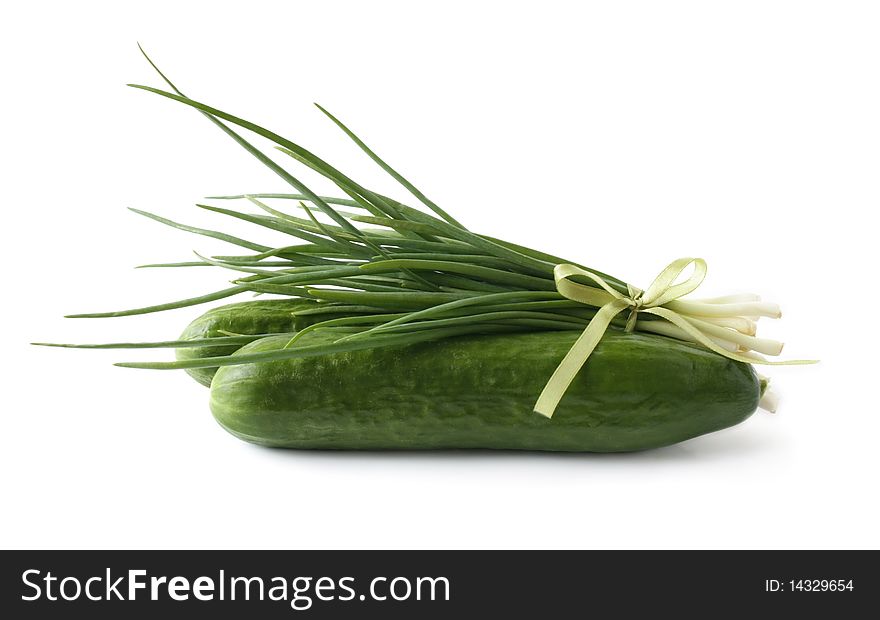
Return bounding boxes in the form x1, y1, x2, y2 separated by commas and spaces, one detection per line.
35, 47, 813, 418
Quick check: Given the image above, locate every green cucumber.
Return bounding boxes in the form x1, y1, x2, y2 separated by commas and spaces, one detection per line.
209, 330, 762, 452
177, 300, 320, 386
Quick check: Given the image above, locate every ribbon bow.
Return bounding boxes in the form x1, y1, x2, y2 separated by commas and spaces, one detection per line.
533, 258, 813, 418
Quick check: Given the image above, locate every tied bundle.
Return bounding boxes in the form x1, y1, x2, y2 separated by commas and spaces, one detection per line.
37, 47, 815, 418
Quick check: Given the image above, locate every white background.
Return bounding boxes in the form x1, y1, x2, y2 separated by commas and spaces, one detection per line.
2, 1, 878, 549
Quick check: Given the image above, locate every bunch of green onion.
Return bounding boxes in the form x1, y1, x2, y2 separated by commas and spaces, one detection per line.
37, 48, 801, 414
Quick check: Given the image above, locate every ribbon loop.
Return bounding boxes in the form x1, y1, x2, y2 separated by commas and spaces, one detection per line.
640, 257, 706, 307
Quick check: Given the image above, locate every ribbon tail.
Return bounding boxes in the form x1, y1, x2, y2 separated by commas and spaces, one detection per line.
533, 299, 629, 418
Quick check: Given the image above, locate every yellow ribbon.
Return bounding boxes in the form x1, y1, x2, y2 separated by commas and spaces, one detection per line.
533, 258, 814, 418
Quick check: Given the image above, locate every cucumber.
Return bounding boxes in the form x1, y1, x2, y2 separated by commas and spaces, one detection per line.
176, 300, 321, 386
209, 330, 762, 452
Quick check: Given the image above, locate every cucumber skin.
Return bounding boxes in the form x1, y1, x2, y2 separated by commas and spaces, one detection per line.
177, 300, 318, 387
209, 330, 761, 452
